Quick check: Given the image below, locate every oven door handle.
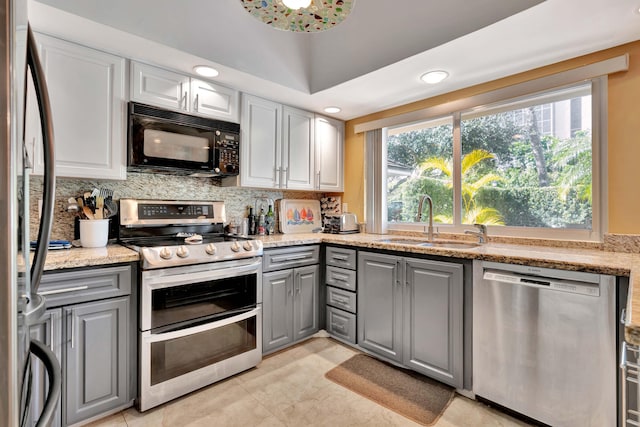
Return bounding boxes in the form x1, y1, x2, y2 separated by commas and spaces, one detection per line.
144, 306, 261, 343
143, 259, 262, 289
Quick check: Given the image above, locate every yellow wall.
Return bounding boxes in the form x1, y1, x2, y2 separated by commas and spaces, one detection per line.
344, 40, 640, 234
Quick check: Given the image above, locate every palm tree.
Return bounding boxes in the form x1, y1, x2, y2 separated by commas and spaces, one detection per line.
420, 149, 504, 225
550, 130, 592, 202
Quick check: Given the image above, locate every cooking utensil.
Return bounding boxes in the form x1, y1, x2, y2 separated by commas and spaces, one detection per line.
104, 198, 118, 218
82, 206, 95, 220
95, 196, 104, 219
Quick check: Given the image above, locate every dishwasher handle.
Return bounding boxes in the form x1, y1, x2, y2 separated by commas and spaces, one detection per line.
483, 269, 600, 297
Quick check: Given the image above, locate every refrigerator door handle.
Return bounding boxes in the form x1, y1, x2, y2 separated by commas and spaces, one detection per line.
26, 26, 55, 293
29, 339, 61, 427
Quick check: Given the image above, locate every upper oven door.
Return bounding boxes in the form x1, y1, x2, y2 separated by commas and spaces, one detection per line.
128, 103, 215, 173
140, 258, 262, 332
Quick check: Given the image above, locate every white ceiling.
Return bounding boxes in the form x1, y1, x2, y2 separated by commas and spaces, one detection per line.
30, 0, 640, 121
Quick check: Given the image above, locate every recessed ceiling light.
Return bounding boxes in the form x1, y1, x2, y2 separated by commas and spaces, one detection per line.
282, 0, 312, 9
420, 70, 449, 84
324, 106, 341, 114
193, 65, 219, 78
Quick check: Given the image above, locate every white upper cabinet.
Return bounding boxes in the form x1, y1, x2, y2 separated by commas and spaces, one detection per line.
282, 106, 315, 190
239, 94, 282, 189
26, 33, 126, 180
190, 78, 239, 123
315, 115, 344, 192
235, 95, 344, 192
131, 62, 239, 123
130, 62, 190, 112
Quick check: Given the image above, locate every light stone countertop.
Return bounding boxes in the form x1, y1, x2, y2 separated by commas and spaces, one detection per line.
40, 233, 640, 345
259, 232, 640, 345
41, 244, 139, 271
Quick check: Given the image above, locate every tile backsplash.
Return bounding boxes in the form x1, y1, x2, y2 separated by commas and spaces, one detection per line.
29, 172, 322, 241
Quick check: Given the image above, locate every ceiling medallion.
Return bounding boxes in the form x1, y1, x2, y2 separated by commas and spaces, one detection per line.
240, 0, 355, 32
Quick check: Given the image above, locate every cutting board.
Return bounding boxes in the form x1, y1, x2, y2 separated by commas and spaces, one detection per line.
279, 199, 322, 234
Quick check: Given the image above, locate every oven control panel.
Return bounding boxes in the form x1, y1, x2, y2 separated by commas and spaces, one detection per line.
139, 204, 213, 219
140, 240, 263, 269
120, 199, 226, 226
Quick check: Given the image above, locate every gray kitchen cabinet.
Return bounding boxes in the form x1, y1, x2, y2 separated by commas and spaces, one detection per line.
263, 269, 294, 351
357, 252, 403, 362
262, 246, 320, 354
357, 251, 464, 388
325, 246, 358, 344
404, 258, 463, 387
64, 297, 129, 425
30, 264, 136, 427
28, 309, 63, 427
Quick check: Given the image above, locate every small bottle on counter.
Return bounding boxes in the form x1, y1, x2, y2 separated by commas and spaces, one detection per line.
247, 207, 255, 235
257, 208, 266, 236
266, 204, 275, 235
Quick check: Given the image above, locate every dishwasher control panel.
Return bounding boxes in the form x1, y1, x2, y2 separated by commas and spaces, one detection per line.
483, 270, 600, 296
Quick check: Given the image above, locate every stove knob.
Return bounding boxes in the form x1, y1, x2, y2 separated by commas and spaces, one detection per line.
205, 243, 217, 255
176, 245, 189, 258
230, 241, 241, 252
159, 247, 173, 260
243, 241, 253, 251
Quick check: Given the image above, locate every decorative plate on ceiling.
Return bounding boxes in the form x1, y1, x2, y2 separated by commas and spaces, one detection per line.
240, 0, 355, 32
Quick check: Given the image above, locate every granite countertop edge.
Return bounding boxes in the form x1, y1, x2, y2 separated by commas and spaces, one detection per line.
42, 234, 640, 345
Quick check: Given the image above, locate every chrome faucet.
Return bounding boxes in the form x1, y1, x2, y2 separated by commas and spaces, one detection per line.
416, 194, 434, 241
465, 223, 487, 243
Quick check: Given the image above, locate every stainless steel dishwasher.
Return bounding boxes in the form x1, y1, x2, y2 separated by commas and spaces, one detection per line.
473, 260, 617, 427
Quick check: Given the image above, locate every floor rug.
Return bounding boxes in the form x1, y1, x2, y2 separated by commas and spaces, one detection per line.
325, 354, 455, 426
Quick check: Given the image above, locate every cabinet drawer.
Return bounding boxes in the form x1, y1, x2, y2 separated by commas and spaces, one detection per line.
263, 245, 320, 272
326, 266, 356, 292
326, 306, 356, 344
326, 286, 356, 314
326, 246, 356, 269
39, 265, 132, 307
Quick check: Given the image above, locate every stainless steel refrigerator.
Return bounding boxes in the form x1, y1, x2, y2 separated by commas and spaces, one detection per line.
1, 0, 60, 426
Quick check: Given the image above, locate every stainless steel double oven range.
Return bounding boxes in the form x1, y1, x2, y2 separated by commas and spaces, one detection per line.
118, 199, 263, 412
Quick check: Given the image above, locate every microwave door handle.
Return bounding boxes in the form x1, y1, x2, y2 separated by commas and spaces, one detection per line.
27, 26, 56, 292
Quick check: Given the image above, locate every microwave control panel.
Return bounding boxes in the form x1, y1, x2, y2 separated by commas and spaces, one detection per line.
215, 130, 239, 175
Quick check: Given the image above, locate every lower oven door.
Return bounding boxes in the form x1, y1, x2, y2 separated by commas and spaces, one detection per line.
139, 305, 262, 412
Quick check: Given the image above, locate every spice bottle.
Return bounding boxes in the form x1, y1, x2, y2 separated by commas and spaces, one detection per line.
257, 208, 266, 236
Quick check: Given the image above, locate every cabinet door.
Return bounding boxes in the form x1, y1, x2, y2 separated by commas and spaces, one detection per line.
262, 269, 294, 352
28, 309, 62, 427
357, 252, 403, 363
64, 297, 129, 426
191, 78, 239, 123
131, 62, 190, 112
404, 258, 463, 388
315, 115, 344, 191
293, 265, 319, 340
28, 33, 126, 180
240, 95, 282, 189
282, 106, 315, 190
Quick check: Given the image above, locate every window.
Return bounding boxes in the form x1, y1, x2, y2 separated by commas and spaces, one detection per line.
382, 80, 603, 240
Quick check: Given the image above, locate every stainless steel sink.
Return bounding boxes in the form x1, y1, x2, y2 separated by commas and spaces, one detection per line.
417, 241, 480, 249
377, 237, 480, 249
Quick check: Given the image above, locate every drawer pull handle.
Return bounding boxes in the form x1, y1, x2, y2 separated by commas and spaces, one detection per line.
331, 254, 349, 261
40, 285, 89, 296
332, 295, 349, 304
271, 253, 314, 263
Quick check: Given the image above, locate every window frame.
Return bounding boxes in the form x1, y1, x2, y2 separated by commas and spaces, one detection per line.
368, 76, 608, 242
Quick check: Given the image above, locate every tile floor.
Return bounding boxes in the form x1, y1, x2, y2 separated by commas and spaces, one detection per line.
86, 336, 532, 427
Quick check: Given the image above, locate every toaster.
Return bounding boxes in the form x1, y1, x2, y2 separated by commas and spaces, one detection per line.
324, 213, 359, 234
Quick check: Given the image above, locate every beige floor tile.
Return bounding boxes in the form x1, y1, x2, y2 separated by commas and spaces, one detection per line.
83, 337, 534, 427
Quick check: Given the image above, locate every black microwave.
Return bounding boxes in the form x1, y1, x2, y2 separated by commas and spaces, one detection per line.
127, 102, 240, 177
